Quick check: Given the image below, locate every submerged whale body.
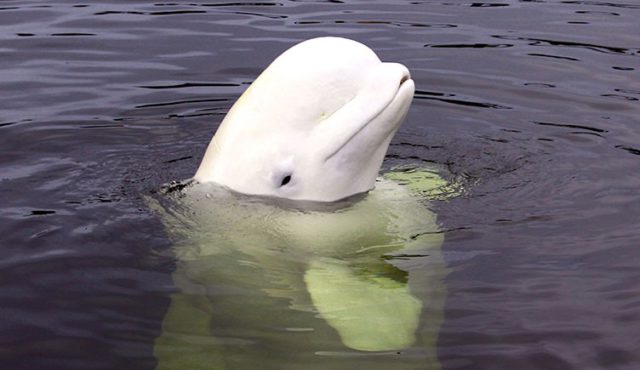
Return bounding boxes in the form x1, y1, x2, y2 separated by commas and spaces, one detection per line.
150, 37, 450, 369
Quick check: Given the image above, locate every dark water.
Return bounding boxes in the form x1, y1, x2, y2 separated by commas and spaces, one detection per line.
1, 0, 639, 369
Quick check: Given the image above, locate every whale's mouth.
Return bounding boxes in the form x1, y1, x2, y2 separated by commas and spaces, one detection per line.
399, 74, 411, 87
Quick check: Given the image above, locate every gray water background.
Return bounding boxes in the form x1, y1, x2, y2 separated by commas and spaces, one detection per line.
1, 1, 639, 369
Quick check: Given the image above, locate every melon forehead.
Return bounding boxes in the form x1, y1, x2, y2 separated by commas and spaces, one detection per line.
239, 38, 381, 125
268, 37, 380, 95
271, 37, 381, 75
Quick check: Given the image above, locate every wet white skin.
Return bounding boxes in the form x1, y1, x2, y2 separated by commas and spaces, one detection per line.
194, 37, 415, 202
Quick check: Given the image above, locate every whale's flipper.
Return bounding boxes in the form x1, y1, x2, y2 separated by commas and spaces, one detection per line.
305, 257, 422, 351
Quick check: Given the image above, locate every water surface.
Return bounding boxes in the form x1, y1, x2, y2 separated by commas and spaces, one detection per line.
1, 1, 639, 369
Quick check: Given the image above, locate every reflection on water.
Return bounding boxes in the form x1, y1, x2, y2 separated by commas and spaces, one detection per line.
150, 170, 450, 369
1, 1, 639, 369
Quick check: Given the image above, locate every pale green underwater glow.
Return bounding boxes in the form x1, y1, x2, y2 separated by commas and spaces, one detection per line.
383, 166, 463, 200
305, 257, 422, 351
149, 167, 459, 369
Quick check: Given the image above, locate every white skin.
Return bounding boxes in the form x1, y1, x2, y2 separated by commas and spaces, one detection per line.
194, 37, 415, 202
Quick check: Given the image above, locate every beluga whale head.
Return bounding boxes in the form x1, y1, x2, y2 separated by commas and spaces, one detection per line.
194, 37, 415, 202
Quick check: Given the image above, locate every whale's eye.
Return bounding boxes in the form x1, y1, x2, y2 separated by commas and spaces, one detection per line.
280, 175, 292, 187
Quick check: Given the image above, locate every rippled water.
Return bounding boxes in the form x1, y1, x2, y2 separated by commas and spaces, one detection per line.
1, 1, 639, 369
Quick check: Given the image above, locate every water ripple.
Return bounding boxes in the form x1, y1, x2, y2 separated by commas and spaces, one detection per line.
533, 121, 608, 133
493, 35, 640, 56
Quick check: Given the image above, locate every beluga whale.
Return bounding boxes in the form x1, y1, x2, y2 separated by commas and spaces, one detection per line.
149, 37, 453, 370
